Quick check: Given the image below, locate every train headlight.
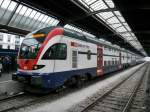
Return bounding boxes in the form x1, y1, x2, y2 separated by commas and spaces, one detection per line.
24, 66, 27, 70
33, 65, 45, 70
34, 66, 38, 69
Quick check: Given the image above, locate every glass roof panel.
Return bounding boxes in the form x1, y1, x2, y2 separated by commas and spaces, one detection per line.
116, 26, 127, 32
1, 0, 11, 9
114, 11, 122, 16
7, 1, 17, 11
131, 33, 136, 37
90, 0, 108, 10
111, 23, 122, 28
77, 0, 146, 55
118, 16, 125, 22
125, 25, 131, 31
107, 16, 120, 24
24, 8, 32, 17
99, 12, 114, 20
123, 22, 128, 26
29, 10, 37, 18
126, 36, 133, 40
105, 0, 115, 8
86, 0, 97, 5
38, 14, 44, 21
131, 41, 137, 45
42, 15, 48, 22
0, 0, 4, 5
78, 0, 89, 8
121, 33, 131, 37
45, 17, 51, 23
0, 0, 59, 31
19, 6, 28, 15
96, 14, 105, 21
16, 5, 23, 13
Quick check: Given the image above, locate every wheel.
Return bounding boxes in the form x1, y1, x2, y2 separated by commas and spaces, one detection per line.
75, 76, 84, 88
65, 76, 76, 87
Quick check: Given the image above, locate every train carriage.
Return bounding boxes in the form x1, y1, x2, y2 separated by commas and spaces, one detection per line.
12, 26, 142, 92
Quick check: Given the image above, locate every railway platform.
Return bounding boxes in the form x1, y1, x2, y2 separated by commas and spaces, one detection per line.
0, 71, 24, 100
0, 72, 13, 82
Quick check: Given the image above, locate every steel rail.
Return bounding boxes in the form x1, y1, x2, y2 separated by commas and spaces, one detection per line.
0, 92, 25, 102
122, 64, 149, 112
80, 63, 147, 112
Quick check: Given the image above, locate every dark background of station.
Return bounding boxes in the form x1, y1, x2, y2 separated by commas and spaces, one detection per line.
0, 49, 18, 72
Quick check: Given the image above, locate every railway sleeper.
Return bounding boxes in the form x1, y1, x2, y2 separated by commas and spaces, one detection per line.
102, 99, 126, 106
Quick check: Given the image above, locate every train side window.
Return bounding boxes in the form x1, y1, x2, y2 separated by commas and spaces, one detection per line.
72, 51, 77, 68
87, 50, 91, 60
42, 43, 67, 60
104, 46, 107, 50
108, 61, 110, 65
104, 61, 107, 66
109, 48, 111, 51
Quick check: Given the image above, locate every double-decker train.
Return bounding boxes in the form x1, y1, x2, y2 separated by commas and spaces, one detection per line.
12, 26, 143, 92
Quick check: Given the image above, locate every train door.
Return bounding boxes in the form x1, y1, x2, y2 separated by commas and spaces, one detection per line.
53, 43, 68, 72
97, 45, 103, 76
119, 52, 122, 69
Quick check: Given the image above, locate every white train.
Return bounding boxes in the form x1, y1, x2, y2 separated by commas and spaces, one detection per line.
12, 26, 143, 92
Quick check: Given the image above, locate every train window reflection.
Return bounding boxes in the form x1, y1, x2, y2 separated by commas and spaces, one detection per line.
19, 38, 41, 59
42, 43, 67, 60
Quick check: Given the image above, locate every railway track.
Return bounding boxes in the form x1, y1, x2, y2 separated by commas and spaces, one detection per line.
75, 63, 149, 112
128, 64, 150, 112
0, 92, 25, 102
0, 63, 146, 112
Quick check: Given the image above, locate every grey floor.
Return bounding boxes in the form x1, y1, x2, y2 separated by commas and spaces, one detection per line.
0, 71, 15, 82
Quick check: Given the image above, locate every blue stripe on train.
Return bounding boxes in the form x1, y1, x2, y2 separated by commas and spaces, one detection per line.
17, 67, 97, 89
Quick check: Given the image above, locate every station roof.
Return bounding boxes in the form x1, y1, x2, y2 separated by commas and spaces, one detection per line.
113, 0, 150, 56
0, 0, 148, 56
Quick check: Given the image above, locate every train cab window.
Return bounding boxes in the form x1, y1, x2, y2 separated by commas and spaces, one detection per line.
42, 43, 67, 60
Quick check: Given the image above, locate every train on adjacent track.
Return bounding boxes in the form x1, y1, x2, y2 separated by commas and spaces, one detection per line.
12, 26, 143, 93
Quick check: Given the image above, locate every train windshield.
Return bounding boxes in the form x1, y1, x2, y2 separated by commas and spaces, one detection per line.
18, 27, 55, 59
19, 38, 41, 59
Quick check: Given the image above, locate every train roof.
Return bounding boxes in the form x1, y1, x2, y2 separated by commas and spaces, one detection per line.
63, 27, 133, 54
26, 26, 140, 56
